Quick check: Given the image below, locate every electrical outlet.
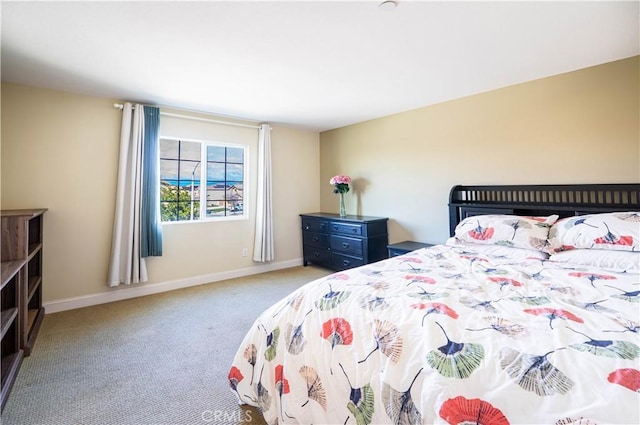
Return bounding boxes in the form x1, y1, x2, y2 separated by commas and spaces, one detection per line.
242, 248, 248, 257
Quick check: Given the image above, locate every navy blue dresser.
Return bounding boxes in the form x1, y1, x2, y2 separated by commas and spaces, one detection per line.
300, 213, 388, 271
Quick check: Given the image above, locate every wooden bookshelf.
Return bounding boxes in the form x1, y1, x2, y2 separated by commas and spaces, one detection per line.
1, 260, 24, 411
0, 209, 46, 410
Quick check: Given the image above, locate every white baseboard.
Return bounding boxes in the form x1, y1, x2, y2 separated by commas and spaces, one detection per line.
44, 258, 304, 314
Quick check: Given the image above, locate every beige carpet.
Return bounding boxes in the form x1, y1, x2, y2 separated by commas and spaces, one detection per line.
1, 265, 331, 425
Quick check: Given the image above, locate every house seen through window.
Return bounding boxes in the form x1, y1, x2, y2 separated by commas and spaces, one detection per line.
159, 138, 245, 222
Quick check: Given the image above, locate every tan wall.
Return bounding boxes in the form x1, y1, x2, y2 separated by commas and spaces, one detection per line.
1, 84, 321, 303
320, 57, 640, 245
2, 56, 638, 305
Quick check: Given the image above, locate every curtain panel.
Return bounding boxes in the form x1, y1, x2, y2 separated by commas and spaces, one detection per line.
253, 124, 274, 262
108, 103, 162, 287
141, 106, 162, 257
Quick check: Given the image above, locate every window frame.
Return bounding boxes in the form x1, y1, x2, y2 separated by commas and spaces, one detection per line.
159, 136, 248, 224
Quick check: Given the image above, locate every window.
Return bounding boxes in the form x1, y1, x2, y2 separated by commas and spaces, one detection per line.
159, 138, 245, 222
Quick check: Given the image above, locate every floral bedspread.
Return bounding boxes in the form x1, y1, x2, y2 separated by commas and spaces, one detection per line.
229, 244, 640, 424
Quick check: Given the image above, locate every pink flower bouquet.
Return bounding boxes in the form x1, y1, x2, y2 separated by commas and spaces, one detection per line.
330, 175, 352, 194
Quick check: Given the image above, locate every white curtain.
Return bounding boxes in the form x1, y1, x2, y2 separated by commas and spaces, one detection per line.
108, 103, 148, 286
253, 124, 274, 262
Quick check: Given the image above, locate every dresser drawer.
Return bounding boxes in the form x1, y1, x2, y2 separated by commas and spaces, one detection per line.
303, 247, 331, 265
330, 235, 363, 257
302, 218, 329, 233
329, 222, 362, 236
303, 232, 329, 249
331, 253, 365, 270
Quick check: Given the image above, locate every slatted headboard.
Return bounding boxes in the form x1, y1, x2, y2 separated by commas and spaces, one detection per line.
448, 183, 640, 236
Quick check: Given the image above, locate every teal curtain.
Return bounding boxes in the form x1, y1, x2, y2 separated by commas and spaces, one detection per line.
141, 106, 162, 257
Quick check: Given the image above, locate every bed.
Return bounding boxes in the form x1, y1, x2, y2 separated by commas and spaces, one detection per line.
229, 183, 640, 424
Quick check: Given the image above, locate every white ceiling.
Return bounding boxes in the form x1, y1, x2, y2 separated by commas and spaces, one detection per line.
2, 1, 638, 132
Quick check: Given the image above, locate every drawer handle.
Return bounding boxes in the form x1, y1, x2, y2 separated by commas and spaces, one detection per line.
342, 260, 350, 266
332, 225, 338, 230
352, 228, 358, 233
341, 242, 349, 249
314, 252, 320, 258
312, 237, 319, 242
305, 225, 310, 230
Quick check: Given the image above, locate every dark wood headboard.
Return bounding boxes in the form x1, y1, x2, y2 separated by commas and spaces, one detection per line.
448, 183, 640, 236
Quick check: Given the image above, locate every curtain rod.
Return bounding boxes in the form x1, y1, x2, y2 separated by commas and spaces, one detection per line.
113, 103, 262, 130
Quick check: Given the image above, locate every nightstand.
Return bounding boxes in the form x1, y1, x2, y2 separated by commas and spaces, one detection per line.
387, 241, 434, 257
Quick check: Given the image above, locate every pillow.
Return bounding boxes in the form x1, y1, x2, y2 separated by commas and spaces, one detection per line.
453, 214, 558, 252
445, 237, 549, 260
547, 212, 640, 253
548, 249, 640, 273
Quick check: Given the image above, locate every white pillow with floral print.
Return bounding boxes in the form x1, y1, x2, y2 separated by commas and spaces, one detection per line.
548, 249, 639, 273
453, 214, 558, 251
547, 212, 640, 253
445, 237, 549, 260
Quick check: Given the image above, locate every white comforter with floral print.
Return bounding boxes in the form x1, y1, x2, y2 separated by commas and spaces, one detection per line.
229, 244, 639, 424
